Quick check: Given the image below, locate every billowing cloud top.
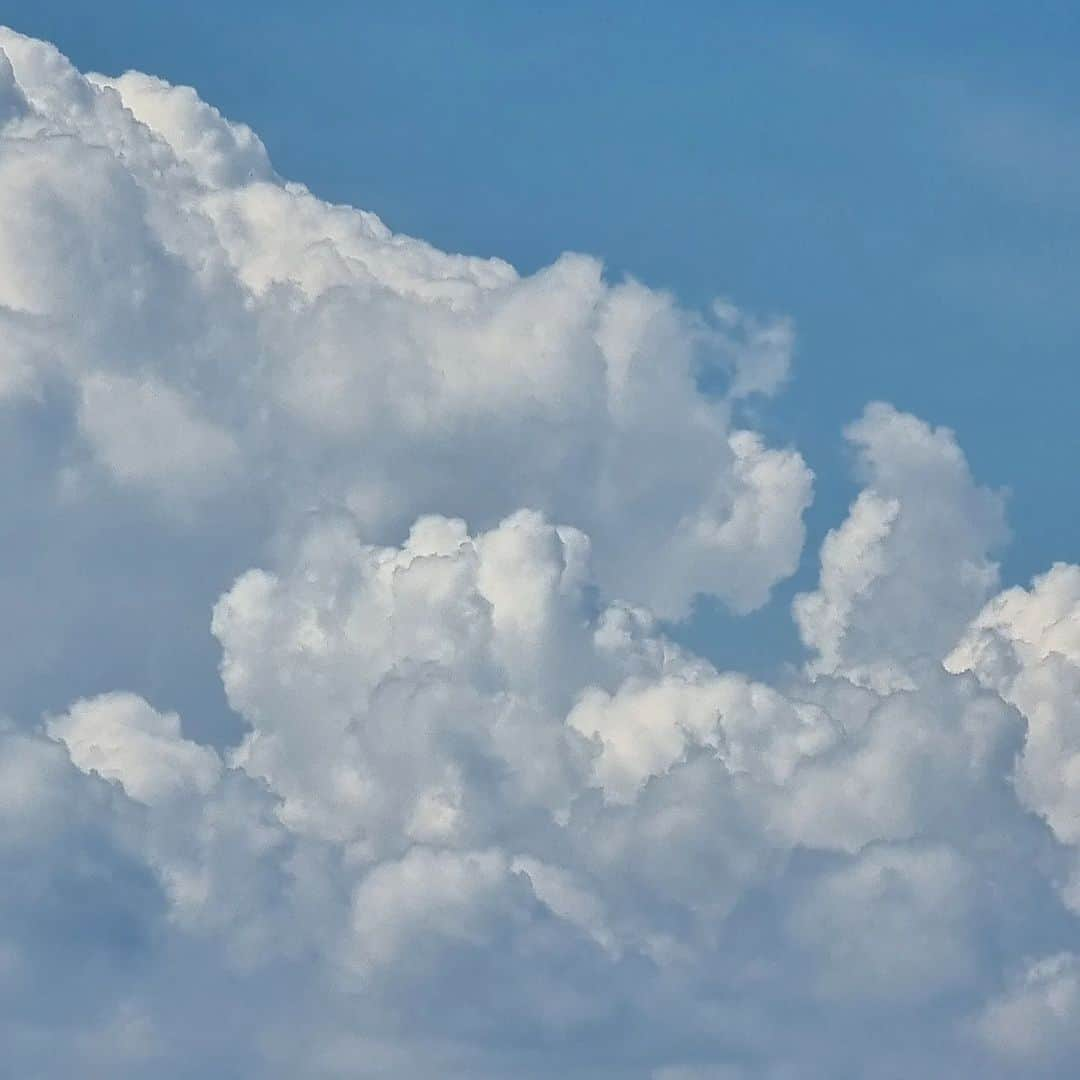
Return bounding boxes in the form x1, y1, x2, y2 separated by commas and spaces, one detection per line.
0, 26, 810, 621
1, 26, 1078, 1079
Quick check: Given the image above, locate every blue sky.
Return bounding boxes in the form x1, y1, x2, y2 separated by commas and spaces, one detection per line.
7, 1, 1078, 671
2, 9, 1080, 1077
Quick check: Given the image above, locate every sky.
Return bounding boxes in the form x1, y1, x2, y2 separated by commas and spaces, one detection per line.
0, 6, 1079, 1078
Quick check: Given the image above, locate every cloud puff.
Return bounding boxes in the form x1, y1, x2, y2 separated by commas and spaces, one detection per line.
0, 24, 1078, 1080
48, 691, 221, 804
24, 492, 1070, 1076
75, 373, 240, 501
787, 841, 979, 1002
948, 563, 1080, 911
976, 953, 1080, 1066
794, 403, 1007, 690
0, 25, 810, 621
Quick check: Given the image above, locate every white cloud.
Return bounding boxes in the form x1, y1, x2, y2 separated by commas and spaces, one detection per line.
976, 953, 1080, 1065
48, 691, 221, 804
90, 70, 274, 189
76, 373, 240, 499
787, 842, 979, 1002
794, 403, 1007, 690
347, 847, 519, 971
948, 563, 1080, 914
0, 23, 1077, 1080
0, 25, 810, 620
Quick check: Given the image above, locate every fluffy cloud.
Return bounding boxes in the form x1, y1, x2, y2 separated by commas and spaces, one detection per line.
794, 403, 1007, 691
948, 563, 1080, 912
17, 493, 1072, 1076
976, 953, 1080, 1066
0, 24, 1078, 1080
786, 842, 980, 1002
0, 25, 810, 621
75, 373, 240, 501
48, 691, 221, 804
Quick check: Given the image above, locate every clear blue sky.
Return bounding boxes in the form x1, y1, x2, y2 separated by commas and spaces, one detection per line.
7, 1, 1078, 667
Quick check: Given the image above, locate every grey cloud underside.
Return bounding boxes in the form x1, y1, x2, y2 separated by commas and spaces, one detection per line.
1, 26, 1078, 1079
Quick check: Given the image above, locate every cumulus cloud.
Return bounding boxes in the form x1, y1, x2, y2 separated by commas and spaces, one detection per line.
794, 403, 1007, 690
976, 953, 1080, 1066
948, 563, 1080, 913
75, 373, 240, 500
48, 691, 221, 804
0, 23, 1078, 1080
787, 842, 979, 1002
0, 25, 810, 621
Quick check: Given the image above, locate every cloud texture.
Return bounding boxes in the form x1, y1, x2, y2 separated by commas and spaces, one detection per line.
0, 26, 1078, 1078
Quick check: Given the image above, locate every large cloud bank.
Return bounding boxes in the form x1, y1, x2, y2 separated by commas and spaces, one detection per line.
1, 27, 1078, 1078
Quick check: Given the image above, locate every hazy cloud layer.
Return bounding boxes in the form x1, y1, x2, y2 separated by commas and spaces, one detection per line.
1, 27, 1078, 1078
